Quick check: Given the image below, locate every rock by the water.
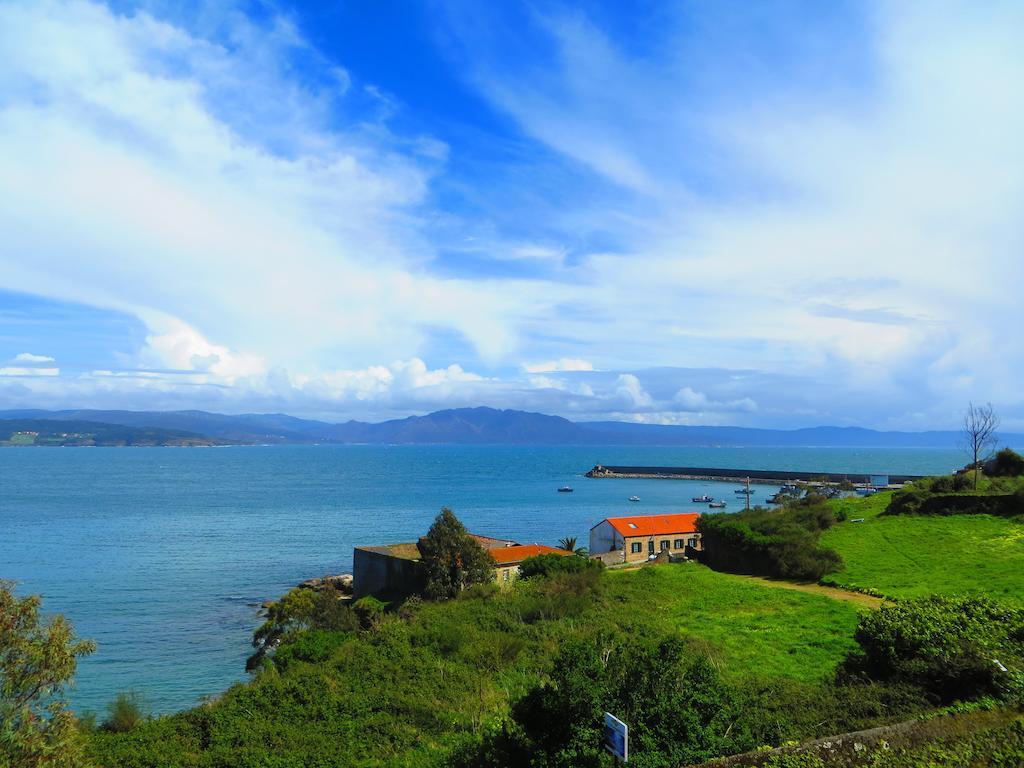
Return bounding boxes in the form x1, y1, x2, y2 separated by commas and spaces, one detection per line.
298, 574, 353, 594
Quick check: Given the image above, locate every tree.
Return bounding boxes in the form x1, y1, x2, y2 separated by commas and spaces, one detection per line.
962, 402, 999, 489
418, 508, 495, 600
1, 581, 96, 768
557, 536, 577, 553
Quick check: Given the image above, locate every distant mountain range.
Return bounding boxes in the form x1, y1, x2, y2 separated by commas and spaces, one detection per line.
2, 407, 1021, 448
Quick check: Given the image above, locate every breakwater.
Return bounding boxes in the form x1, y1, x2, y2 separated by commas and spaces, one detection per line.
585, 465, 924, 486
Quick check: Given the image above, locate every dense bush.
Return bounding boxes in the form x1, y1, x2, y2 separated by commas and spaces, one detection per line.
101, 691, 147, 733
840, 596, 1024, 704
247, 584, 359, 669
697, 504, 842, 580
519, 553, 603, 579
986, 448, 1024, 477
885, 490, 1024, 517
491, 634, 751, 768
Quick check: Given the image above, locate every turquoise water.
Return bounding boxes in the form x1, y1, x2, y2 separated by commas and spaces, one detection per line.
0, 444, 961, 714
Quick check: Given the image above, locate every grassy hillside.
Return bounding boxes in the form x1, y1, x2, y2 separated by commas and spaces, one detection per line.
88, 564, 866, 767
821, 491, 1024, 605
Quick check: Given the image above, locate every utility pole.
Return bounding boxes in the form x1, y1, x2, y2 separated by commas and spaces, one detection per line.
745, 476, 751, 511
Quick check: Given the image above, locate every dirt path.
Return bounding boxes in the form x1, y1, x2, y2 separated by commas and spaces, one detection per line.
732, 574, 884, 608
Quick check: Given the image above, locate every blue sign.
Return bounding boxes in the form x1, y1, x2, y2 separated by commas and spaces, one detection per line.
603, 712, 628, 762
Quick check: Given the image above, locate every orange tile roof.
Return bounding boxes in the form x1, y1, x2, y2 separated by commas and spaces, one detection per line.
490, 544, 574, 566
603, 513, 701, 537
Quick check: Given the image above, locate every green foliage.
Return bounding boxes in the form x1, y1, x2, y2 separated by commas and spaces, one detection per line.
519, 553, 603, 579
419, 508, 497, 600
840, 596, 1024, 704
508, 634, 749, 768
863, 718, 1024, 767
557, 536, 577, 552
987, 448, 1024, 478
247, 584, 358, 669
698, 503, 842, 580
89, 564, 873, 767
0, 581, 95, 768
102, 691, 147, 733
886, 489, 1024, 517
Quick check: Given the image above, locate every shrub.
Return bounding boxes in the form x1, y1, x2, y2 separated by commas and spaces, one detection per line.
697, 504, 842, 581
839, 596, 1024, 704
248, 585, 359, 669
519, 553, 603, 579
102, 691, 147, 733
272, 630, 350, 671
987, 448, 1024, 477
885, 491, 1024, 518
509, 634, 748, 768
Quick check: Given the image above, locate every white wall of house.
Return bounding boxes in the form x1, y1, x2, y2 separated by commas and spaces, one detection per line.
589, 520, 623, 555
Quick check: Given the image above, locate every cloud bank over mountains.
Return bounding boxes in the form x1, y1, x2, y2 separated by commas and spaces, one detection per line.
1, 1, 1022, 428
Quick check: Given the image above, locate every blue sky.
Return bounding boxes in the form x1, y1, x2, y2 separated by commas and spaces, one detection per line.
1, 0, 1022, 429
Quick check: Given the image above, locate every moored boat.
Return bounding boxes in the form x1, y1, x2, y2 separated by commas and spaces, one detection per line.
557, 486, 574, 493
691, 495, 713, 503
708, 501, 726, 508
628, 495, 640, 502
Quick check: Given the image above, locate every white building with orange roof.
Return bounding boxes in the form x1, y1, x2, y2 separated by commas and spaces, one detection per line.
589, 512, 702, 564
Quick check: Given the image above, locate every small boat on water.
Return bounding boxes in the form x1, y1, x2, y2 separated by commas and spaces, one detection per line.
691, 495, 714, 503
557, 486, 574, 493
708, 501, 727, 508
628, 496, 640, 502
734, 488, 754, 495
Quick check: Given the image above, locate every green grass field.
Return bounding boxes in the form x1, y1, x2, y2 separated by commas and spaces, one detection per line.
602, 565, 862, 683
822, 491, 1024, 605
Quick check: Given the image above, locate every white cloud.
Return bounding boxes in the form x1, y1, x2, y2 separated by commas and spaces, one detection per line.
0, 0, 530, 378
440, 1, 1024, 426
524, 358, 594, 373
673, 387, 708, 409
0, 367, 60, 377
613, 373, 653, 409
2, 1, 1022, 429
13, 353, 56, 363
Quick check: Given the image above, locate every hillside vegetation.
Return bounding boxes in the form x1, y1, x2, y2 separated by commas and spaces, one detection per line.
87, 564, 888, 767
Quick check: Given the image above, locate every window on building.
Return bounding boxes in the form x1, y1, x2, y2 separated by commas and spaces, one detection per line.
631, 542, 642, 553
674, 539, 684, 549
688, 537, 697, 548
503, 569, 510, 582
660, 540, 670, 550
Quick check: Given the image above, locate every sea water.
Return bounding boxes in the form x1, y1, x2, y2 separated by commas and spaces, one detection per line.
0, 444, 961, 714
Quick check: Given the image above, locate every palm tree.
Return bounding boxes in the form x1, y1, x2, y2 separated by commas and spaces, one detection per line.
557, 536, 577, 552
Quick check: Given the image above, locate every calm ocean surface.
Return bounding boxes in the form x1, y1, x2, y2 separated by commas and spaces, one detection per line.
0, 444, 962, 714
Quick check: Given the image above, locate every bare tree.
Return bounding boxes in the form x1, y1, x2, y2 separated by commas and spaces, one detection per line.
962, 402, 999, 489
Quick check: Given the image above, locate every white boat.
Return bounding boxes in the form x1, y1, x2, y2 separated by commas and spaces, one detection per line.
691, 495, 713, 503
628, 495, 640, 502
708, 501, 726, 509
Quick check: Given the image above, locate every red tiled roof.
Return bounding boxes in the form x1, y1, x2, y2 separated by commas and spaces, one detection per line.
490, 544, 574, 566
603, 513, 701, 537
